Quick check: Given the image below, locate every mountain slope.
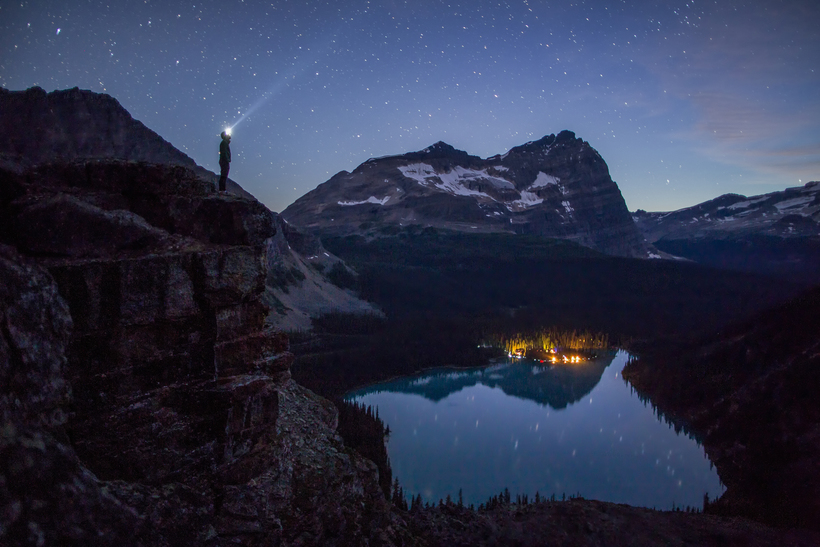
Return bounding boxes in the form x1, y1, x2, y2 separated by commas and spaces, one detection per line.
264, 214, 382, 331
623, 284, 820, 529
283, 131, 651, 257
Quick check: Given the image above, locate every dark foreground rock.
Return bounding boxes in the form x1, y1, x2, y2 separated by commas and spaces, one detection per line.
0, 160, 400, 546
409, 498, 820, 547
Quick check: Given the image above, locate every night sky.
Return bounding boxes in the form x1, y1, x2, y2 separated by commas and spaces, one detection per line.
2, 0, 818, 214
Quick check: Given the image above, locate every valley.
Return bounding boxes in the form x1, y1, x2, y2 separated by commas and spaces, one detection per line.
1, 86, 818, 545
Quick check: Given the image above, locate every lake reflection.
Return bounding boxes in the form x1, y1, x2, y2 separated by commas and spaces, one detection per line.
346, 351, 724, 509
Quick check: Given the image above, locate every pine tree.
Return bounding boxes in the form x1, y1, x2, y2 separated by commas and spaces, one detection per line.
391, 477, 401, 508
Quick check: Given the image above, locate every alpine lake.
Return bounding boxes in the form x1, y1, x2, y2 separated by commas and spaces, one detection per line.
345, 350, 724, 509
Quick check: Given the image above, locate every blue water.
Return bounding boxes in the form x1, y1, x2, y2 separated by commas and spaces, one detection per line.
346, 350, 724, 509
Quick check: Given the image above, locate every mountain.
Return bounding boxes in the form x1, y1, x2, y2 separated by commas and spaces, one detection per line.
633, 182, 820, 284
0, 86, 256, 199
264, 214, 382, 330
282, 131, 651, 257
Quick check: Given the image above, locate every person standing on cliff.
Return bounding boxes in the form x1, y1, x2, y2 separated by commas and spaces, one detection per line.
218, 130, 232, 192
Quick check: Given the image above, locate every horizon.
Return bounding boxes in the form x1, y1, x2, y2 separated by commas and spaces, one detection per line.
2, 0, 818, 214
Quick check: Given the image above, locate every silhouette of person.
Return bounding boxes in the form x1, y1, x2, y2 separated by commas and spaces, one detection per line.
218, 130, 232, 192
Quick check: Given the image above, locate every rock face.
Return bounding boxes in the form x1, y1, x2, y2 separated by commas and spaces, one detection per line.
0, 156, 398, 545
632, 181, 820, 283
282, 132, 650, 257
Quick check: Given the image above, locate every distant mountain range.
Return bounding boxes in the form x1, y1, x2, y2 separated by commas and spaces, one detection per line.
282, 132, 651, 257
633, 182, 820, 284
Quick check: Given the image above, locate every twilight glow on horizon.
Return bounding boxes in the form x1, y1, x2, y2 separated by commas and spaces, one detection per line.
2, 0, 818, 214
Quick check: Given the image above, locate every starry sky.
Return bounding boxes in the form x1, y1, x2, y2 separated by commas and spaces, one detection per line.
2, 0, 819, 214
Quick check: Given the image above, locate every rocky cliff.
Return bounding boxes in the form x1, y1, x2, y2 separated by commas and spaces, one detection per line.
0, 86, 378, 329
0, 86, 400, 545
0, 158, 401, 545
282, 132, 651, 257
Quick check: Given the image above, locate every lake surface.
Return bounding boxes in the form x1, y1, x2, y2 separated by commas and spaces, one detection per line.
346, 350, 724, 509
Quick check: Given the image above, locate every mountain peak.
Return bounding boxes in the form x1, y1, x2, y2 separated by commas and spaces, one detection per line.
424, 141, 459, 154
284, 131, 651, 257
0, 86, 196, 169
400, 141, 474, 162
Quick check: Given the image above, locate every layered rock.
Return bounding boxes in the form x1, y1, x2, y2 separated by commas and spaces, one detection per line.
0, 245, 155, 546
0, 158, 397, 545
283, 131, 650, 257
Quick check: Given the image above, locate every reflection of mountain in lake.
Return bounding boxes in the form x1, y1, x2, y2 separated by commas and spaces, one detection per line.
349, 351, 615, 409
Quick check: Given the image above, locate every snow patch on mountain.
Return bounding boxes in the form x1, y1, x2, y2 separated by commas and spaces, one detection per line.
507, 191, 544, 211
725, 196, 768, 210
398, 163, 514, 198
338, 196, 390, 206
774, 196, 814, 211
530, 172, 560, 188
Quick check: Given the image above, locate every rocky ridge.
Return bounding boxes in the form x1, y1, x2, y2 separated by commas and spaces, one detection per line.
0, 86, 255, 199
632, 181, 820, 242
632, 182, 820, 283
282, 132, 651, 257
